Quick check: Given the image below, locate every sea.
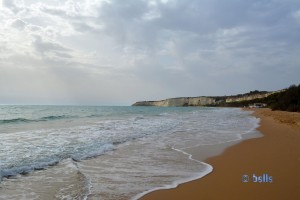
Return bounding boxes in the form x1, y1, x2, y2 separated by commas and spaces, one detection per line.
0, 105, 260, 199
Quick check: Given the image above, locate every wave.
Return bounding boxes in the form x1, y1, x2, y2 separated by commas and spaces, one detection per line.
87, 114, 101, 118
134, 116, 144, 121
0, 143, 115, 182
71, 143, 115, 161
0, 159, 60, 181
40, 115, 73, 120
0, 118, 34, 124
0, 115, 74, 124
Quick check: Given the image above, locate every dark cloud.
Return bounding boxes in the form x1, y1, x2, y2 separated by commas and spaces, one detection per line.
11, 19, 27, 30
32, 35, 73, 59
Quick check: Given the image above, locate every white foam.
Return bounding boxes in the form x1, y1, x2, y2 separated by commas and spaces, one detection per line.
132, 145, 213, 200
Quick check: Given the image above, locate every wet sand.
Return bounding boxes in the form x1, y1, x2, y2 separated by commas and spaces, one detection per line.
141, 108, 300, 200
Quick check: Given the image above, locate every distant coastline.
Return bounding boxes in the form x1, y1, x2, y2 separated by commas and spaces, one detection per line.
132, 90, 280, 107
132, 84, 300, 112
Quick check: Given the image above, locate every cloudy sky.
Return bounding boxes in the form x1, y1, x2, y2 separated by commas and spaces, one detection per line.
0, 0, 300, 105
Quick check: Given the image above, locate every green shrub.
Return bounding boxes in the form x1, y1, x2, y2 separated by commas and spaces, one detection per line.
220, 84, 300, 112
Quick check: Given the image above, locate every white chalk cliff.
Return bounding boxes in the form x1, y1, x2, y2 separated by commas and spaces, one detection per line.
132, 97, 217, 107
132, 90, 283, 107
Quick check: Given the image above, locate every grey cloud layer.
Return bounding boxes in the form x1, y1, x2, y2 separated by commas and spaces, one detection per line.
0, 0, 300, 105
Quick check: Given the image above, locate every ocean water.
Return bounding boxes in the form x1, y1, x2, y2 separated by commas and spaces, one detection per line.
0, 106, 260, 199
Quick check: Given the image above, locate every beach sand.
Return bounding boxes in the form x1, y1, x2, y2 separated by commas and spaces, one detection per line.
141, 108, 300, 200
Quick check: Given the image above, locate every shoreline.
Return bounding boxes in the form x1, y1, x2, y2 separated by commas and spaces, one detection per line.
132, 146, 213, 200
141, 108, 300, 200
134, 108, 261, 200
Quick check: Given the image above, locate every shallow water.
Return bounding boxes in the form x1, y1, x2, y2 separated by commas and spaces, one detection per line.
0, 106, 260, 199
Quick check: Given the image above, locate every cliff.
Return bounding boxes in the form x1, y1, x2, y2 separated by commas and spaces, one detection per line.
225, 91, 278, 103
132, 90, 284, 107
132, 97, 217, 107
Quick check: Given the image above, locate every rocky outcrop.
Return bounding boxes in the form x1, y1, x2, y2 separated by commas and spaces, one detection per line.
225, 93, 270, 103
225, 90, 284, 103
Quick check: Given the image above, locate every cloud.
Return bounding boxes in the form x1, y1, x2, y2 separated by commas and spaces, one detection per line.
0, 0, 300, 104
32, 35, 72, 59
2, 0, 25, 13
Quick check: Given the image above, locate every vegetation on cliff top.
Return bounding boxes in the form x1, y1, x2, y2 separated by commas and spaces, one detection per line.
221, 84, 300, 112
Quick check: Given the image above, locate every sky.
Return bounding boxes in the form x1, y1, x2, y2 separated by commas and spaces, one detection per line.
0, 0, 300, 105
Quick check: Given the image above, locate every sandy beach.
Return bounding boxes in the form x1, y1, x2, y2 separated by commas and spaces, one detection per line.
142, 108, 300, 200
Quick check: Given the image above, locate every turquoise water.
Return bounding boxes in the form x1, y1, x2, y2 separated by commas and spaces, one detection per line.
0, 106, 259, 199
